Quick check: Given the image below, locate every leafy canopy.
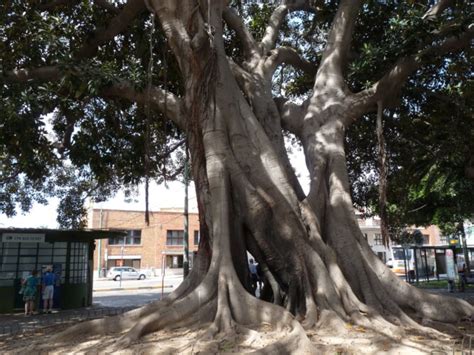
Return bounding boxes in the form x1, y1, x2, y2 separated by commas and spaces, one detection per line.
0, 1, 472, 231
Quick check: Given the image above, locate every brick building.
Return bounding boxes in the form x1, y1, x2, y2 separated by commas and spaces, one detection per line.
89, 208, 200, 273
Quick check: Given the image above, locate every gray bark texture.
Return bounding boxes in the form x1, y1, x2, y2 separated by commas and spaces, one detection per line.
48, 0, 473, 352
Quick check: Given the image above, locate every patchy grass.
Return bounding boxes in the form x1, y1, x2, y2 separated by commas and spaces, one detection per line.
415, 280, 474, 290
415, 280, 450, 289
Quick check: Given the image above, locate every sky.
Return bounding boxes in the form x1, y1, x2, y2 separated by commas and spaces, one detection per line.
0, 148, 309, 229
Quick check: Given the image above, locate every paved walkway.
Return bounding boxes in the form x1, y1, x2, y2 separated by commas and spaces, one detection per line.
0, 305, 137, 337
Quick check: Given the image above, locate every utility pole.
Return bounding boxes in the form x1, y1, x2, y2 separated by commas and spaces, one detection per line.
97, 207, 103, 278
459, 222, 470, 277
119, 235, 125, 288
183, 142, 190, 278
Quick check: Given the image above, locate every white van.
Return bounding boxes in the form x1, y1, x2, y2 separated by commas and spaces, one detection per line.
386, 248, 414, 275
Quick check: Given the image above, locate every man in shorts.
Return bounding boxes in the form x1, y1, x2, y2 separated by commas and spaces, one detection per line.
42, 267, 56, 313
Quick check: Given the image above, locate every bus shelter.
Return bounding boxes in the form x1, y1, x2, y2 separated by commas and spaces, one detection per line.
0, 228, 124, 313
391, 245, 474, 283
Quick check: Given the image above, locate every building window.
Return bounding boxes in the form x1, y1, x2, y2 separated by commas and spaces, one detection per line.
69, 242, 88, 284
374, 234, 383, 245
194, 231, 200, 245
166, 255, 183, 268
109, 230, 141, 245
422, 234, 430, 245
167, 230, 184, 246
440, 235, 448, 245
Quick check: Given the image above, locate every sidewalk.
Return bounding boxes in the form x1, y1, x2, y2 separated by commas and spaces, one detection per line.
0, 305, 137, 337
93, 284, 174, 292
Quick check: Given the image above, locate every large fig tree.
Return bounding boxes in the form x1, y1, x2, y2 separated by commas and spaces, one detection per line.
1, 0, 473, 351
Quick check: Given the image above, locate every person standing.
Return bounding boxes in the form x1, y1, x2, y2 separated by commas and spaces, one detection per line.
248, 259, 258, 293
256, 263, 264, 290
42, 267, 56, 313
22, 270, 38, 316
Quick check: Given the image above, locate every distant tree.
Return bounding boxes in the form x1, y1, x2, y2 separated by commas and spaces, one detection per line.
391, 228, 424, 246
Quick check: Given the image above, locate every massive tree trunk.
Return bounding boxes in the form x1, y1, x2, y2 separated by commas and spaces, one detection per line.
50, 0, 473, 352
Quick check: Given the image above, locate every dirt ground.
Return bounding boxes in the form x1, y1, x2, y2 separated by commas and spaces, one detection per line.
1, 315, 474, 354
2, 289, 474, 354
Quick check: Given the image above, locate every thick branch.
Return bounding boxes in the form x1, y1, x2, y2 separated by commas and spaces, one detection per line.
3, 65, 185, 129
423, 0, 454, 20
315, 0, 361, 87
76, 0, 146, 59
274, 97, 308, 138
148, 0, 193, 76
228, 59, 255, 95
264, 46, 317, 79
223, 8, 259, 61
3, 66, 62, 83
346, 27, 474, 122
260, 0, 316, 53
102, 81, 186, 129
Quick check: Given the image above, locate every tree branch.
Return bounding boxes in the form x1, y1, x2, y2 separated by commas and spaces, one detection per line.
76, 0, 146, 59
223, 8, 259, 61
274, 97, 308, 138
423, 0, 454, 20
102, 81, 186, 129
148, 0, 193, 76
3, 65, 185, 129
263, 46, 317, 79
346, 26, 474, 122
260, 0, 317, 54
3, 66, 63, 83
314, 0, 362, 89
228, 58, 258, 99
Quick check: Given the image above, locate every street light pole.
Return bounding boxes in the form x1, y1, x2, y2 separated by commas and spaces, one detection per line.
119, 236, 125, 288
97, 207, 103, 278
183, 142, 190, 278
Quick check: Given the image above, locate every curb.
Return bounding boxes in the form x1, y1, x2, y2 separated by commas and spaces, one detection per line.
93, 285, 173, 292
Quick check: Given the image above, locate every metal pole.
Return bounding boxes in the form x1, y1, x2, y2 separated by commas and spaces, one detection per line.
413, 247, 419, 283
424, 249, 430, 282
119, 236, 125, 288
183, 142, 190, 278
97, 207, 103, 278
161, 254, 165, 299
403, 247, 408, 283
460, 223, 470, 277
436, 249, 440, 281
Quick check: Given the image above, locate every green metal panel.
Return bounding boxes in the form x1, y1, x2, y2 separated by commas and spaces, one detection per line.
61, 284, 89, 309
0, 287, 14, 313
1, 229, 105, 313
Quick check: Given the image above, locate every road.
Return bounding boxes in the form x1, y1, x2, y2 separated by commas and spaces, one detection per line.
92, 274, 183, 308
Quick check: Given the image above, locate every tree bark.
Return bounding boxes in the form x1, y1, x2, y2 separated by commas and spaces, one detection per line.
46, 0, 473, 351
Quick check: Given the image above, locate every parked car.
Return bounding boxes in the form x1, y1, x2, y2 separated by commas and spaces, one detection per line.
107, 267, 147, 281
